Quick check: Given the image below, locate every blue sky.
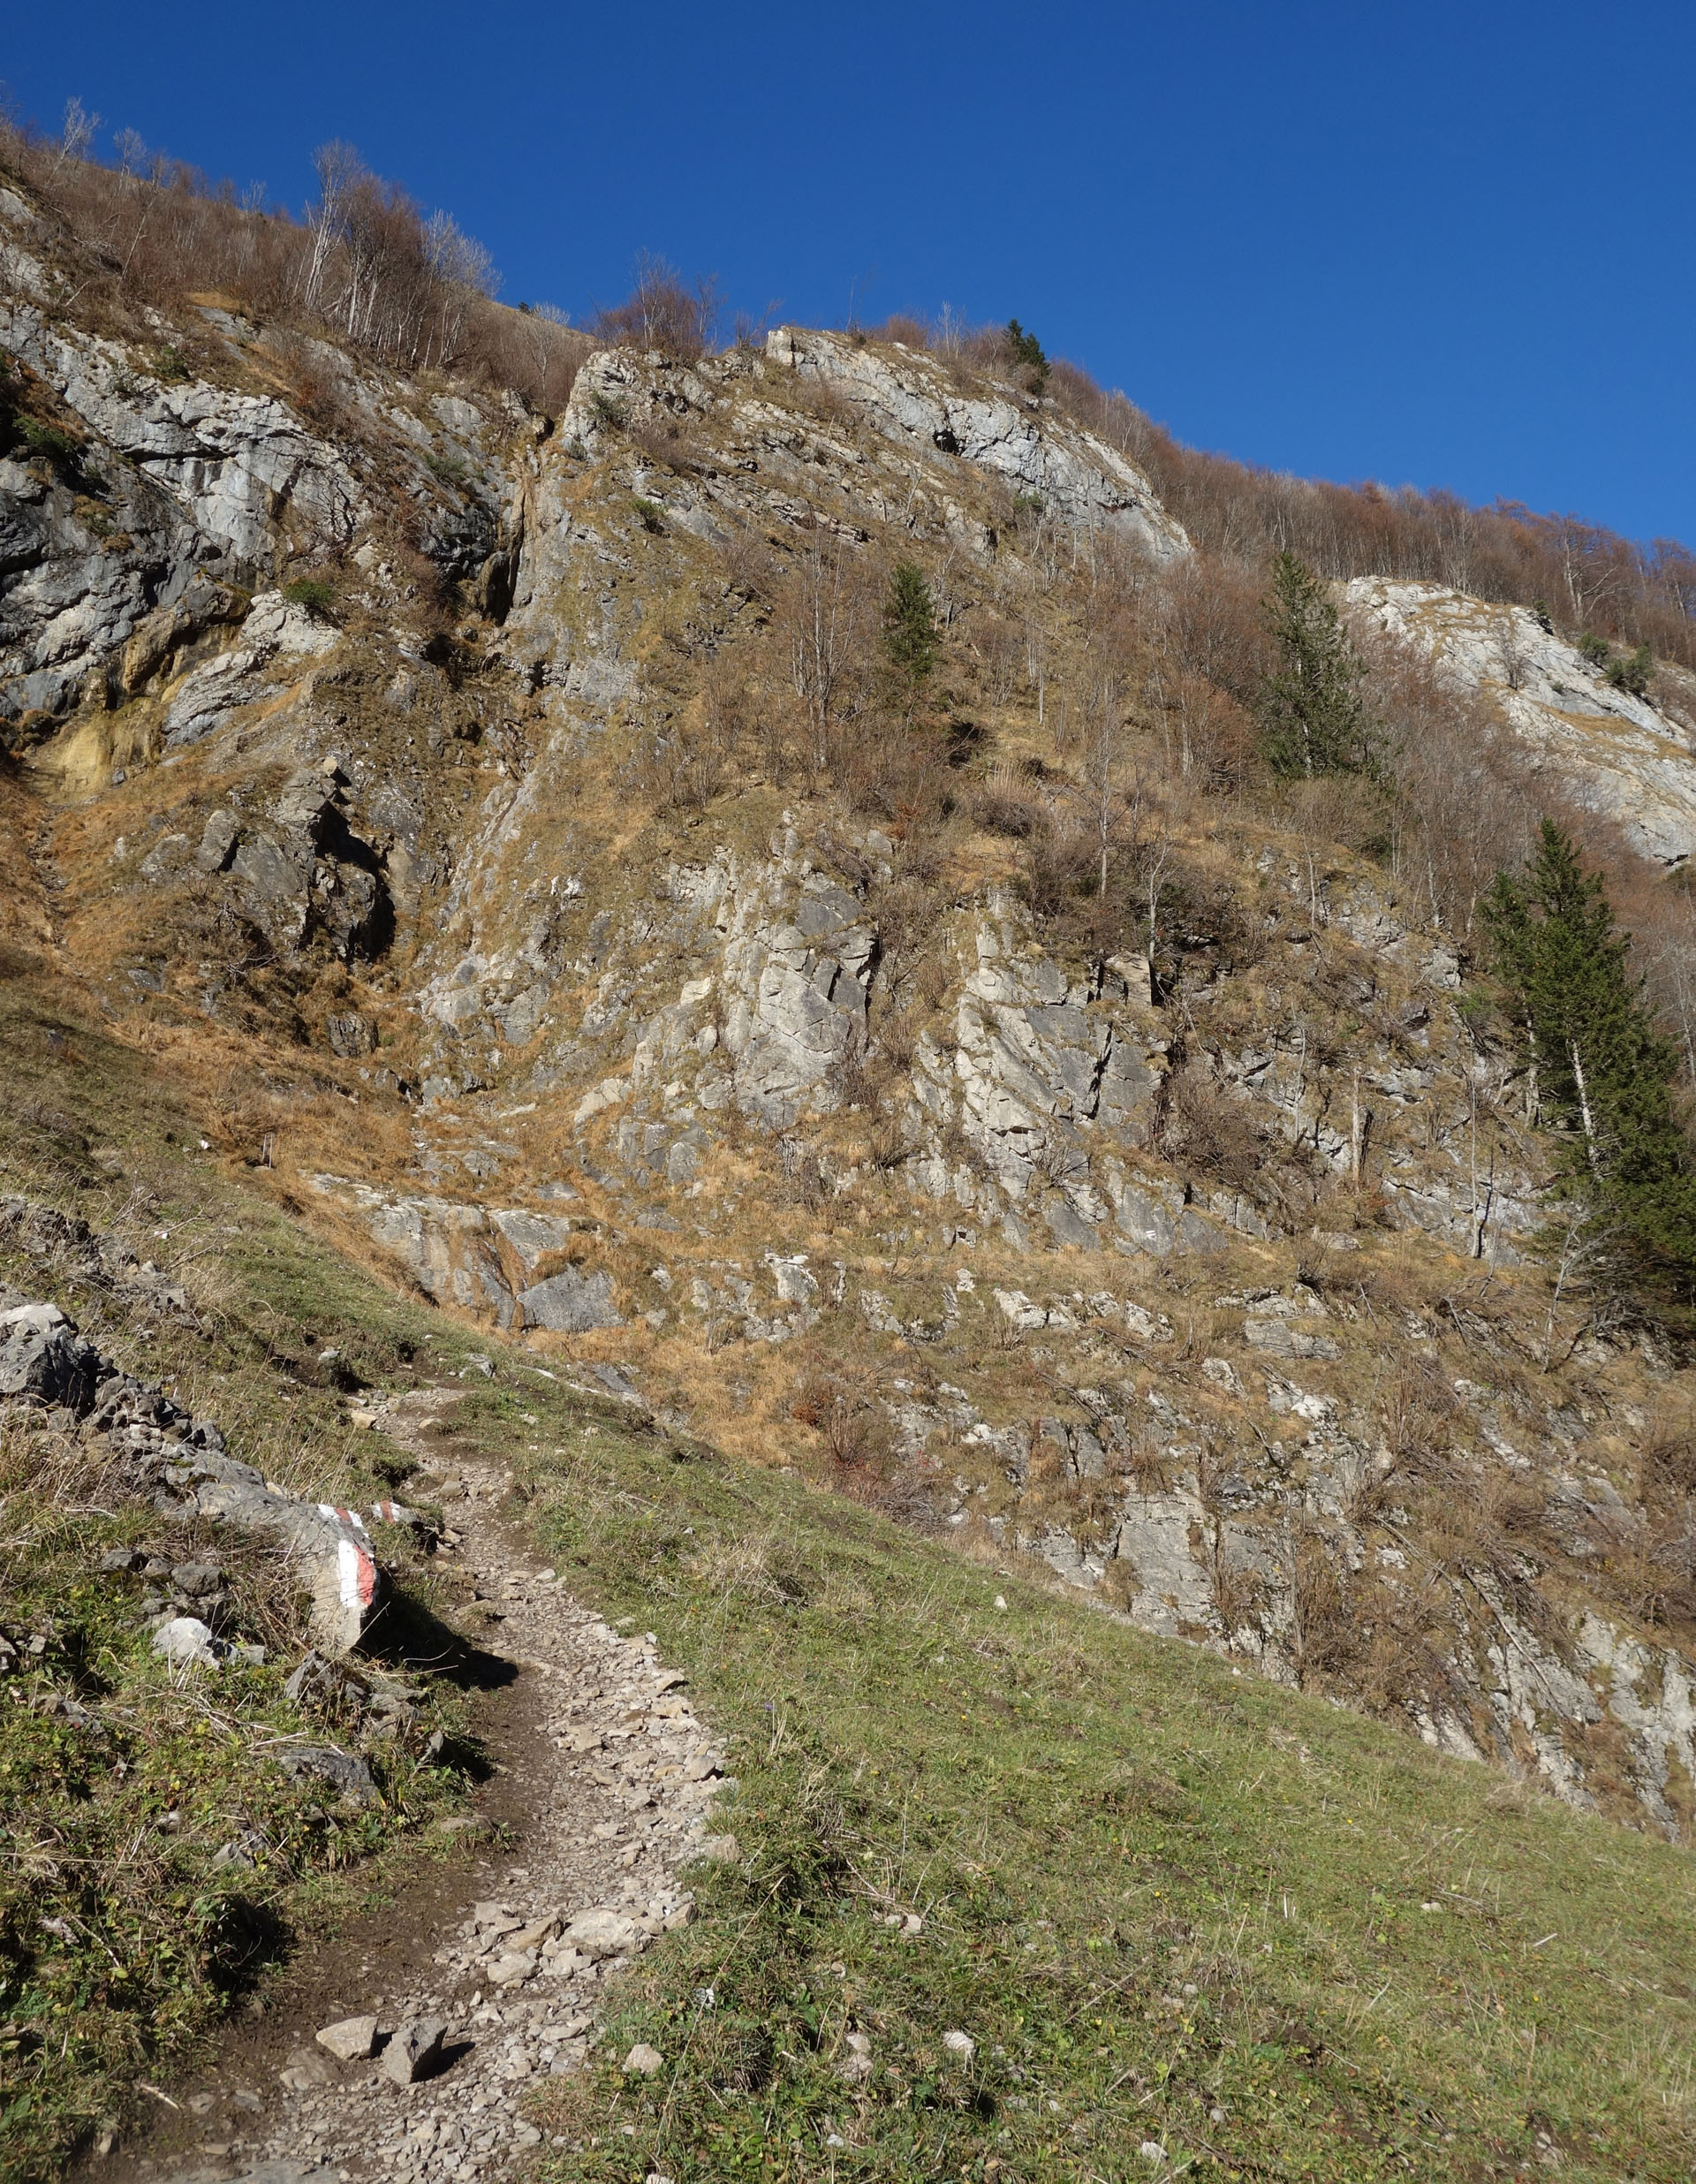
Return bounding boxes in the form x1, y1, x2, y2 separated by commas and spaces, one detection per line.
5, 0, 1692, 544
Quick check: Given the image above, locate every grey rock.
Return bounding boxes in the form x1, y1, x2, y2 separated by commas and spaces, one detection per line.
762, 328, 1188, 559
153, 1615, 218, 1667
170, 1559, 223, 1597
326, 1012, 377, 1058
1044, 1199, 1100, 1251
315, 2013, 380, 2061
284, 1650, 367, 1711
196, 808, 241, 874
519, 1267, 623, 1333
1114, 1187, 1177, 1255
0, 1304, 102, 1411
380, 2017, 448, 2085
489, 1207, 573, 1273
274, 1744, 376, 1802
145, 1445, 383, 1653
562, 1907, 642, 1960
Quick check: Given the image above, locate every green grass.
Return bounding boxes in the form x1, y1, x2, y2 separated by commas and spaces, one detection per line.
428, 1378, 1696, 2183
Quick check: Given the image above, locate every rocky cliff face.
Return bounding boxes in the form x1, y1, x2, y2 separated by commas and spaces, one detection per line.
9, 165, 1696, 1839
1348, 577, 1696, 865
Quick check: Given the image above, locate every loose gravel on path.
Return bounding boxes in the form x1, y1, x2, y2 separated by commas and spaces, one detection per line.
146, 1386, 731, 2184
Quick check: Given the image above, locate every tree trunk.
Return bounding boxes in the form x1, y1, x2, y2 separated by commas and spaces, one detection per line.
1570, 1041, 1600, 1174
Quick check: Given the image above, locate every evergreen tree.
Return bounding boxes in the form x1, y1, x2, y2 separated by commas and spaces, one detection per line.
1482, 820, 1696, 1289
882, 559, 937, 703
1255, 551, 1377, 778
1005, 318, 1049, 395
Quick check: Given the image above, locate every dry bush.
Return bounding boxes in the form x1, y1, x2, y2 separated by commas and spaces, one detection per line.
0, 125, 586, 413
1019, 815, 1095, 921
776, 1136, 830, 1214
689, 1531, 813, 1609
1377, 1359, 1458, 1478
972, 612, 1027, 707
971, 770, 1038, 838
1145, 552, 1269, 709
1152, 669, 1255, 792
1639, 1412, 1696, 1500
592, 251, 721, 360
1158, 1065, 1267, 1194
717, 524, 777, 603
860, 314, 931, 349
1283, 1521, 1359, 1688
635, 709, 731, 813
771, 544, 877, 776
837, 712, 958, 832
627, 413, 708, 472
474, 301, 589, 413
0, 1411, 125, 1532
791, 1371, 896, 1472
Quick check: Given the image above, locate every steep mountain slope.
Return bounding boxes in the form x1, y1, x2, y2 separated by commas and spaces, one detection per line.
8, 142, 1696, 2183
9, 155, 1696, 1841
10, 158, 1693, 1843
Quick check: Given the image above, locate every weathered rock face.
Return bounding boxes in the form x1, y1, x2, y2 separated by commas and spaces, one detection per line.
0, 292, 363, 726
1347, 578, 1696, 864
159, 589, 338, 749
764, 328, 1189, 561
312, 1177, 621, 1335
0, 1300, 102, 1409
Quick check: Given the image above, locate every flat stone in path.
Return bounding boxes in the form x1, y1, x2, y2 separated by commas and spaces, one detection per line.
314, 2013, 379, 2060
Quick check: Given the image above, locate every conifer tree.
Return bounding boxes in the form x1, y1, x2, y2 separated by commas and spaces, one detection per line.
1005, 318, 1049, 396
1482, 819, 1696, 1291
1255, 551, 1377, 778
882, 559, 937, 707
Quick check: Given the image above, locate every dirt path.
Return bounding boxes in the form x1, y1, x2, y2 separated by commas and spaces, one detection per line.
122, 1386, 728, 2184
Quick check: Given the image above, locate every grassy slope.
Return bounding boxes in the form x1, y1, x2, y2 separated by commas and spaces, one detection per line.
470, 1384, 1696, 2184
2, 981, 1693, 2181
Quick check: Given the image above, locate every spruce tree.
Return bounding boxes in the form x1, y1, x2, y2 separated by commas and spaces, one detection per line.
882, 559, 937, 705
1005, 318, 1049, 395
1255, 551, 1377, 778
1482, 820, 1696, 1290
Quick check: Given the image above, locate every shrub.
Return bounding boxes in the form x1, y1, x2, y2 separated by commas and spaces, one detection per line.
629, 495, 665, 535
17, 417, 81, 470
1606, 643, 1654, 698
593, 251, 720, 361
282, 577, 334, 614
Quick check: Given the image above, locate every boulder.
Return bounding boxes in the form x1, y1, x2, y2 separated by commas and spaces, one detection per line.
379, 2018, 447, 2086
562, 1907, 643, 1960
518, 1267, 622, 1333
0, 1302, 103, 1411
316, 2014, 380, 2061
152, 1615, 218, 1668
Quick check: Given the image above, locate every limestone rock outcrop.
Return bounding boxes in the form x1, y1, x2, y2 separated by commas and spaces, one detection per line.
1348, 578, 1696, 864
